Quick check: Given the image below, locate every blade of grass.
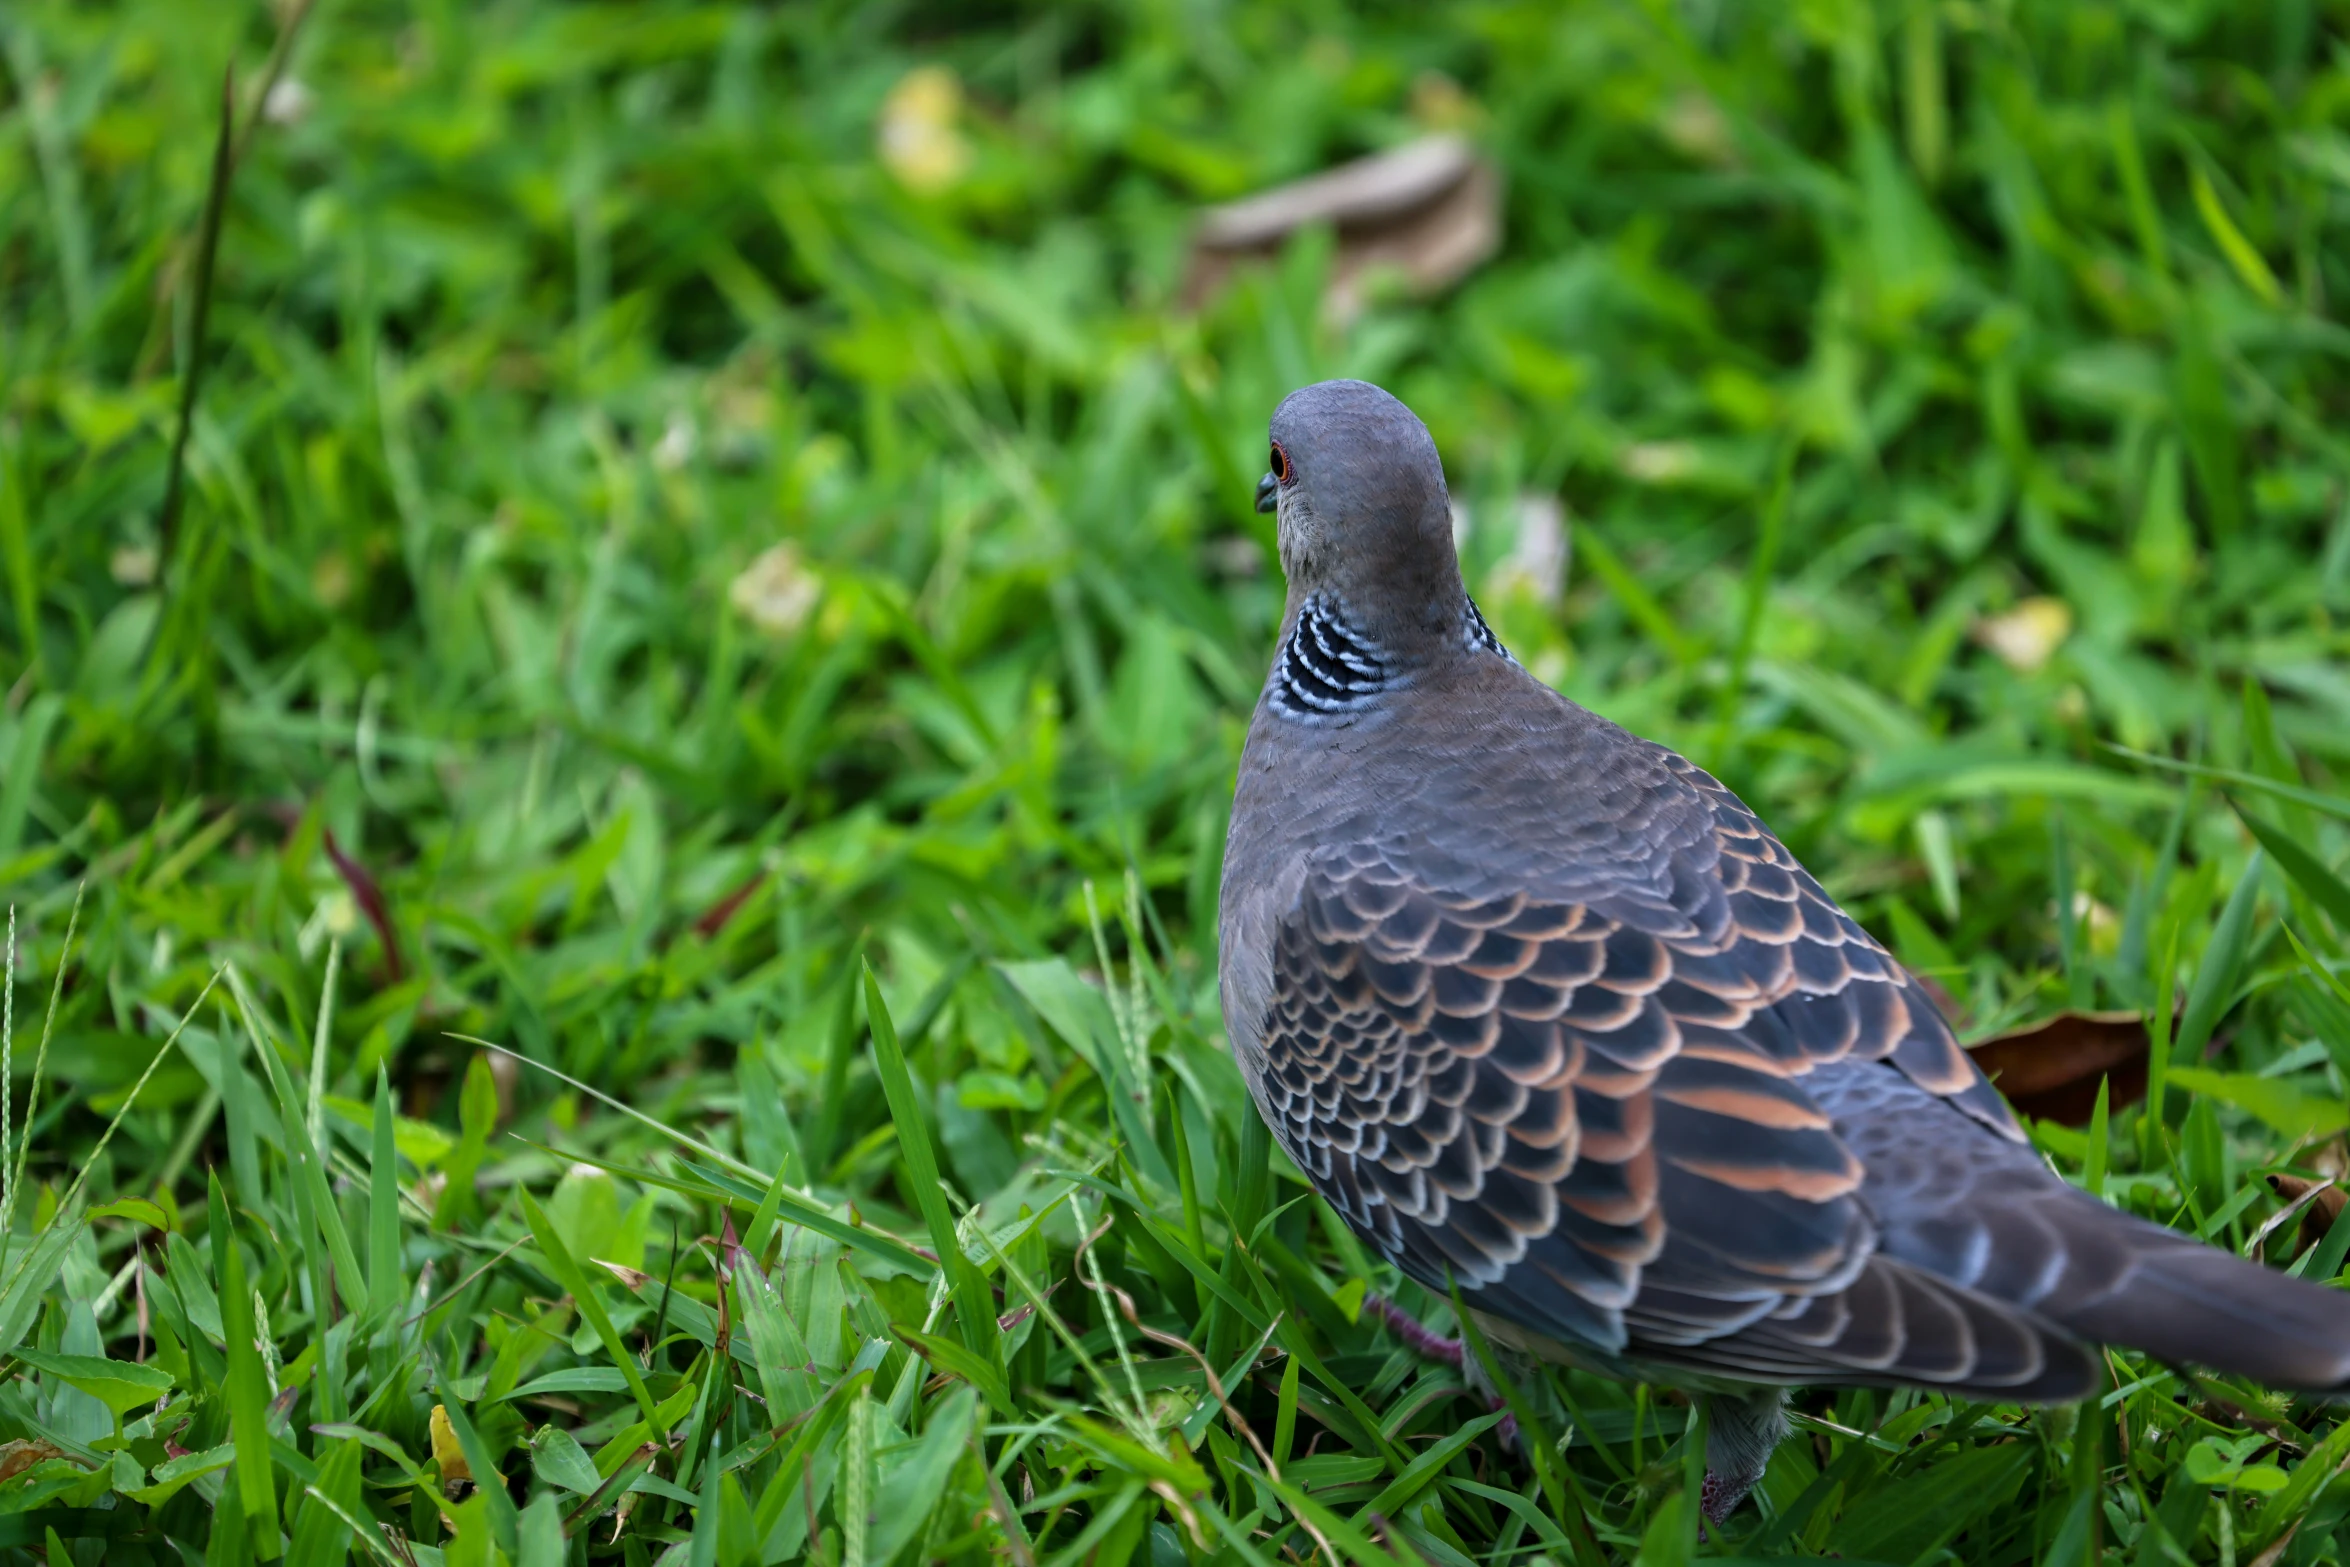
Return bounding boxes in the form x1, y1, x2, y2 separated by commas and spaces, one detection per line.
2084, 1076, 2111, 1200
155, 68, 237, 575
2189, 164, 2282, 306
55, 963, 225, 1224
1, 882, 81, 1277
1571, 523, 1700, 666
430, 1378, 521, 1552
226, 963, 367, 1316
2108, 97, 2169, 278
2146, 913, 2181, 1149
2108, 748, 2350, 825
1449, 1278, 1607, 1567
511, 1135, 934, 1276
0, 1212, 86, 1359
213, 1171, 279, 1552
2175, 850, 2264, 1064
864, 962, 1001, 1374
454, 1035, 768, 1181
1, 910, 10, 1257
806, 941, 865, 1174
1713, 437, 1796, 748
2233, 802, 2350, 932
306, 937, 339, 1154
517, 1186, 664, 1431
367, 1065, 402, 1323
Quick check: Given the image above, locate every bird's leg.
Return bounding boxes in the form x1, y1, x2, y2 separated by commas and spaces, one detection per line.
1698, 1388, 1788, 1526
1366, 1293, 1464, 1367
1366, 1294, 1520, 1449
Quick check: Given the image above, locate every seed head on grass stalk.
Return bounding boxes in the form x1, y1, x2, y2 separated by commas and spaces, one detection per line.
1, 884, 81, 1277
2, 907, 12, 1250
50, 960, 224, 1231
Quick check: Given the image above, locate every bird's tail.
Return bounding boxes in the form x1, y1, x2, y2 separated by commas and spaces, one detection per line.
2035, 1190, 2350, 1390
1664, 1182, 2350, 1400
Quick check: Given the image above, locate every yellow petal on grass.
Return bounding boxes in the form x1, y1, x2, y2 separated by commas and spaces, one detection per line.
429, 1404, 470, 1485
878, 66, 970, 193
1974, 596, 2072, 674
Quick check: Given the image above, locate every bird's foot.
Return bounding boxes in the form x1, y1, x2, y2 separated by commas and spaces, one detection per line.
1486, 1397, 1520, 1452
1698, 1467, 1754, 1527
1697, 1388, 1783, 1530
1364, 1294, 1518, 1449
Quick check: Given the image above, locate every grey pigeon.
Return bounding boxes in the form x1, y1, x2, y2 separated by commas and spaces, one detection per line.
1218, 378, 2350, 1522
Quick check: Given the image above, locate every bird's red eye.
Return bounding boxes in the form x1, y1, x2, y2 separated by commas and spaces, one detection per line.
1270, 442, 1292, 484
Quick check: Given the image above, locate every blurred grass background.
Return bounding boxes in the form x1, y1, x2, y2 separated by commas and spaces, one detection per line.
5, 0, 2350, 1562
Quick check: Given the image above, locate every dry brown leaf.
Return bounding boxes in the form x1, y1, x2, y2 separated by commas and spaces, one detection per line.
593, 1258, 652, 1290
2267, 1173, 2347, 1255
1964, 1009, 2149, 1127
1181, 135, 1501, 321
0, 1439, 64, 1485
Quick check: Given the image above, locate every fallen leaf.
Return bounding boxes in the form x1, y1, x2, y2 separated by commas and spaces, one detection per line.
1181, 135, 1501, 321
2265, 1173, 2345, 1256
1965, 1009, 2148, 1126
0, 1439, 64, 1485
593, 1258, 652, 1291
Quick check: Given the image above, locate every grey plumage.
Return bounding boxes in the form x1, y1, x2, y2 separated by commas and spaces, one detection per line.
1218, 378, 2350, 1519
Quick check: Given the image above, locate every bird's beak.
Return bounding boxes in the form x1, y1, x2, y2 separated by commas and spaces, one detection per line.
1255, 472, 1279, 514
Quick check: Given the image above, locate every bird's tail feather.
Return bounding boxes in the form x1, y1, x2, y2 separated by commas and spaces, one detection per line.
2034, 1193, 2350, 1390
1653, 1185, 2350, 1399
1651, 1254, 2102, 1402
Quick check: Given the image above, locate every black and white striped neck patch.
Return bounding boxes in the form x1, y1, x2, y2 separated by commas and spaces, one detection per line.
1269, 593, 1513, 721
1270, 595, 1390, 720
1463, 595, 1512, 661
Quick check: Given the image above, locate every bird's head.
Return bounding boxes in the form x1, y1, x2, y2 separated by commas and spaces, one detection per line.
1258, 379, 1467, 649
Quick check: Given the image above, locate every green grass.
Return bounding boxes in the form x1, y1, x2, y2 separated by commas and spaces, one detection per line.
3, 0, 2350, 1562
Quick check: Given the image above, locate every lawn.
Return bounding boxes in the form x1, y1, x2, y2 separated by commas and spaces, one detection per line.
4, 0, 2350, 1562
